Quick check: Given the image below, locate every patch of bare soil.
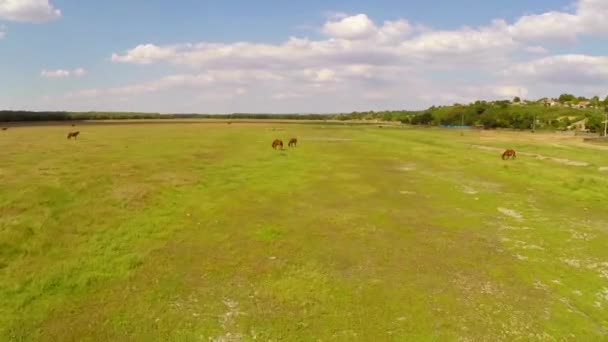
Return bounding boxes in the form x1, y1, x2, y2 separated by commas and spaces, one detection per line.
461, 186, 478, 195
148, 172, 198, 186
112, 183, 154, 203
599, 167, 608, 172
396, 164, 416, 172
531, 155, 589, 166
210, 299, 245, 342
498, 207, 524, 220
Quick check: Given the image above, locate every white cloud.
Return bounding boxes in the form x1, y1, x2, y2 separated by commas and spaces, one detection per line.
525, 46, 549, 54
510, 12, 579, 41
323, 13, 378, 40
492, 86, 529, 98
110, 14, 521, 73
509, 0, 608, 41
48, 0, 608, 112
399, 19, 517, 62
303, 68, 337, 82
65, 89, 99, 99
41, 68, 87, 78
0, 0, 61, 23
41, 69, 70, 78
111, 44, 177, 65
507, 55, 608, 84
73, 68, 87, 77
376, 19, 412, 44
272, 92, 304, 100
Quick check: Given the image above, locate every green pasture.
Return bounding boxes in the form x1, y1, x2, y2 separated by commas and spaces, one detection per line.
1, 122, 607, 341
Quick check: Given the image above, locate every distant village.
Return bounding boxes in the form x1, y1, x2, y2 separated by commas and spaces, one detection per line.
516, 94, 606, 109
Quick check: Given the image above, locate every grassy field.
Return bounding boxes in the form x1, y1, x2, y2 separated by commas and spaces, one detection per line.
1, 122, 608, 341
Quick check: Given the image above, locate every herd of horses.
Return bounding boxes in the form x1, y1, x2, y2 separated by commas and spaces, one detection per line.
271, 137, 516, 160
272, 138, 297, 149
3, 126, 517, 160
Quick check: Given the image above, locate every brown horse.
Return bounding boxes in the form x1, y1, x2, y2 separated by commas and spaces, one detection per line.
502, 149, 516, 160
288, 138, 298, 147
1, 127, 7, 131
272, 139, 283, 149
67, 131, 80, 140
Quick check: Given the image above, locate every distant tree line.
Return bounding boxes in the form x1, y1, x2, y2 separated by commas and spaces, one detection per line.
0, 111, 333, 122
0, 111, 164, 122
2, 94, 607, 134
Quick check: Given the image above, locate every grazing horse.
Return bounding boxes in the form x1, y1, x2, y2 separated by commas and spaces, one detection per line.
502, 149, 516, 160
272, 139, 284, 149
67, 131, 80, 140
1, 127, 7, 131
288, 138, 298, 147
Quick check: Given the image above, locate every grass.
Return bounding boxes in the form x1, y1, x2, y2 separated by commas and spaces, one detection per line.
1, 122, 608, 341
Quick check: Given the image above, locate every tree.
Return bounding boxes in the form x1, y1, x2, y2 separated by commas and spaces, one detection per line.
411, 112, 434, 125
591, 96, 600, 106
558, 93, 576, 103
513, 96, 521, 103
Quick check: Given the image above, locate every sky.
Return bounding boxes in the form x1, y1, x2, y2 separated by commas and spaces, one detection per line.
1, 0, 608, 113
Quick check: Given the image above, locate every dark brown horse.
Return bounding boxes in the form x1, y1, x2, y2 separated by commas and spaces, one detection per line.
272, 139, 283, 149
67, 131, 80, 140
288, 138, 298, 147
502, 149, 516, 160
1, 127, 7, 131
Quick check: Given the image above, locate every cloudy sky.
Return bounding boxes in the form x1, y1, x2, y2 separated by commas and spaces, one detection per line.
1, 0, 608, 113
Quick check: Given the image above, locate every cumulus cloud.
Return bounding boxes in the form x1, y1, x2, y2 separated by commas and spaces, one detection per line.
110, 25, 510, 72
0, 0, 61, 23
509, 0, 608, 41
54, 0, 608, 112
111, 44, 177, 65
323, 13, 378, 40
41, 68, 87, 78
112, 0, 608, 69
507, 55, 608, 84
492, 86, 529, 98
525, 46, 549, 54
510, 12, 580, 41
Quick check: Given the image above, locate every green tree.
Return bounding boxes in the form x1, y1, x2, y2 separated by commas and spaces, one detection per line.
513, 96, 521, 103
411, 112, 434, 125
558, 94, 576, 103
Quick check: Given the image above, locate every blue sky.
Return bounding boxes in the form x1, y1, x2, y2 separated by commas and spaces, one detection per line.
1, 0, 607, 113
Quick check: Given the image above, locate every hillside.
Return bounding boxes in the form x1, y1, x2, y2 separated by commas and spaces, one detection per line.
335, 100, 607, 133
